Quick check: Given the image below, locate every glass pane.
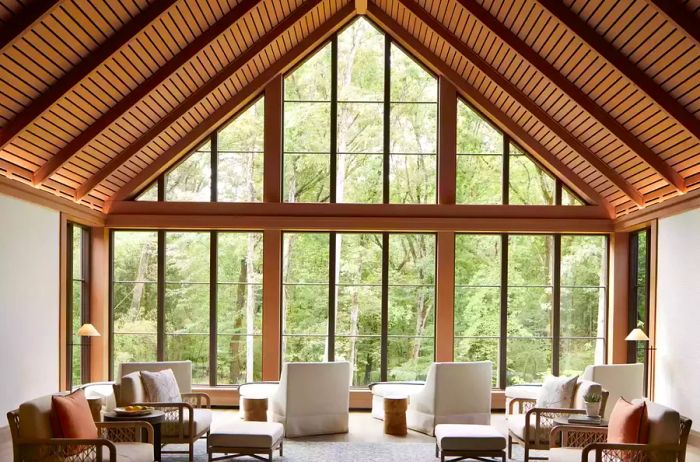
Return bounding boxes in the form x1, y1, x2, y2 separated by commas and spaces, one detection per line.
72, 227, 82, 279
507, 338, 552, 385
560, 338, 605, 376
112, 282, 158, 334
165, 334, 209, 384
456, 154, 502, 204
217, 284, 262, 335
218, 152, 263, 202
217, 335, 262, 384
336, 285, 382, 336
560, 288, 605, 338
72, 281, 82, 333
454, 338, 499, 386
284, 43, 331, 101
337, 102, 383, 153
112, 232, 158, 283
282, 336, 327, 362
454, 287, 500, 337
561, 235, 606, 287
283, 153, 330, 203
388, 286, 435, 336
282, 284, 328, 335
165, 147, 211, 201
71, 344, 82, 387
165, 232, 210, 283
389, 234, 436, 285
387, 337, 434, 381
218, 98, 264, 153
113, 334, 157, 377
337, 154, 383, 204
509, 147, 555, 205
455, 234, 501, 286
336, 336, 381, 387
636, 231, 648, 287
164, 284, 210, 335
457, 102, 502, 154
390, 44, 437, 102
135, 182, 158, 201
562, 187, 584, 206
507, 287, 553, 337
283, 233, 330, 283
508, 235, 554, 286
389, 154, 436, 204
283, 102, 330, 152
337, 18, 384, 102
337, 233, 383, 285
217, 233, 263, 284
390, 103, 437, 154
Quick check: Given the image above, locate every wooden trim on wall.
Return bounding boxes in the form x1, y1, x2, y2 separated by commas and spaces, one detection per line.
264, 75, 283, 203
0, 176, 105, 226
438, 77, 457, 205
89, 227, 110, 382
647, 220, 658, 400
262, 230, 282, 380
435, 232, 455, 361
608, 232, 630, 364
59, 214, 69, 391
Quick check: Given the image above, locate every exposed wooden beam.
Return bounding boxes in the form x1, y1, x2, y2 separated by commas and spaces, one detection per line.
536, 0, 700, 143
0, 0, 61, 54
444, 0, 685, 193
615, 186, 700, 231
648, 0, 700, 50
365, 3, 615, 217
0, 0, 178, 153
32, 0, 261, 186
392, 0, 644, 207
106, 2, 357, 205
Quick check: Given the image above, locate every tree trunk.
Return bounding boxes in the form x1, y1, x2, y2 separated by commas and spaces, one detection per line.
129, 244, 153, 321
245, 234, 257, 382
229, 258, 246, 383
347, 289, 360, 385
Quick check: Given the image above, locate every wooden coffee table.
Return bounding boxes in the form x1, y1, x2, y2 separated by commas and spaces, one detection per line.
383, 395, 409, 436
104, 410, 165, 461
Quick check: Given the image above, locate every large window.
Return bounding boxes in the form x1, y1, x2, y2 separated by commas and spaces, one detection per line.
282, 232, 435, 386
111, 230, 262, 384
283, 18, 437, 204
67, 223, 89, 389
629, 229, 650, 390
454, 233, 607, 388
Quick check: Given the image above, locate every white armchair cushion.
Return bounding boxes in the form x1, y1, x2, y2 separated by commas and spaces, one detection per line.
536, 375, 578, 408
583, 364, 644, 418
270, 362, 350, 437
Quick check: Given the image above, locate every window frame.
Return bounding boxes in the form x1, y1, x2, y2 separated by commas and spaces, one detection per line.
628, 228, 651, 393
66, 223, 91, 390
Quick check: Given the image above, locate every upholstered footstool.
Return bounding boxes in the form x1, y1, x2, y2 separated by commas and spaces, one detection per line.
208, 421, 284, 462
435, 424, 506, 462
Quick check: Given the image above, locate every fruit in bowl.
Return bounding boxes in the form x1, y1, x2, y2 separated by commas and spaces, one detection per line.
125, 405, 147, 411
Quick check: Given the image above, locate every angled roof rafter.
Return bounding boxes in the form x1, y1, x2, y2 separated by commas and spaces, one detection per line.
648, 0, 700, 49
536, 0, 700, 144
365, 3, 614, 218
443, 0, 685, 194
0, 0, 179, 154
31, 0, 263, 186
391, 0, 643, 206
0, 0, 62, 54
107, 3, 358, 208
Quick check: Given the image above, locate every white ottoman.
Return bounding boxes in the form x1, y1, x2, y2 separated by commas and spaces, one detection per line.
208, 421, 284, 462
435, 424, 506, 462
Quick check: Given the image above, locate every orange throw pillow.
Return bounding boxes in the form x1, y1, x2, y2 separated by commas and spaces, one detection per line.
51, 389, 98, 439
607, 397, 648, 443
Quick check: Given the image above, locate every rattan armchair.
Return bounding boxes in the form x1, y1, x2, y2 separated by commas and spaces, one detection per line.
507, 381, 609, 462
7, 408, 153, 462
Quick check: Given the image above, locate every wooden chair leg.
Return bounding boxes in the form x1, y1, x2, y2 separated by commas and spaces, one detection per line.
279, 441, 283, 457
524, 445, 530, 462
508, 436, 513, 460
189, 442, 194, 461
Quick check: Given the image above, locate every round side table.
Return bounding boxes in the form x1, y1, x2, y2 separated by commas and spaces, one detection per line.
242, 397, 268, 421
103, 410, 165, 461
383, 395, 409, 436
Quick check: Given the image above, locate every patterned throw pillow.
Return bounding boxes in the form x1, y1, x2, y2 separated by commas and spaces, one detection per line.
140, 369, 182, 403
535, 375, 578, 409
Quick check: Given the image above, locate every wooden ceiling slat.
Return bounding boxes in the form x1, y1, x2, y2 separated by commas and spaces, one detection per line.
536, 0, 700, 144
0, 0, 61, 55
31, 0, 262, 186
0, 0, 178, 156
649, 0, 700, 48
397, 0, 642, 205
447, 0, 686, 193
108, 1, 356, 206
77, 0, 330, 201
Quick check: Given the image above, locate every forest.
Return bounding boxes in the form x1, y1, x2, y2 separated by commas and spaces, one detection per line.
108, 18, 606, 389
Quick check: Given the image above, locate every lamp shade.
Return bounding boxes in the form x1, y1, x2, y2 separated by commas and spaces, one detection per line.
77, 323, 101, 337
625, 328, 650, 342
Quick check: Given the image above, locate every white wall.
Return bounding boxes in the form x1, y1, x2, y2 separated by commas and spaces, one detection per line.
0, 193, 60, 426
656, 207, 700, 431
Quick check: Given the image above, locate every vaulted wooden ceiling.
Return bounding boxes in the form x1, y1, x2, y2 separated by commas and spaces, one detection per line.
0, 0, 698, 217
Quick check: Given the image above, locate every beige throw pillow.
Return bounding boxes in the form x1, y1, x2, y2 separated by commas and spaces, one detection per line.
140, 369, 181, 403
535, 375, 578, 409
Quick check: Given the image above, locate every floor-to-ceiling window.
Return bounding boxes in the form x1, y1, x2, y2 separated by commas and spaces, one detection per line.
629, 228, 650, 392
67, 223, 89, 389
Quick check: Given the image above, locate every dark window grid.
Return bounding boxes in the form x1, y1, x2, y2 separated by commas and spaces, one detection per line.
283, 282, 434, 287
454, 336, 501, 339
113, 280, 158, 284
559, 336, 606, 340
506, 284, 555, 289
456, 152, 503, 156
114, 332, 158, 335
216, 282, 262, 286
455, 284, 502, 288
281, 334, 436, 339
283, 151, 437, 156
164, 332, 210, 336
218, 150, 264, 154
284, 99, 438, 104
506, 336, 554, 340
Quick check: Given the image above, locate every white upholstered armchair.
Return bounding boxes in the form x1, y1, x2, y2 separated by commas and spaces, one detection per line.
369, 361, 493, 436
581, 363, 644, 418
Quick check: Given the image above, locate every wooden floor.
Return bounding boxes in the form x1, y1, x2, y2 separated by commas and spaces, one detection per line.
1, 410, 698, 461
